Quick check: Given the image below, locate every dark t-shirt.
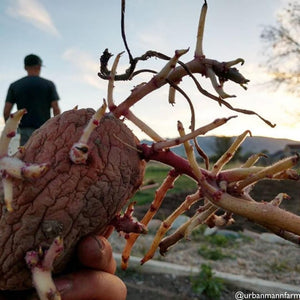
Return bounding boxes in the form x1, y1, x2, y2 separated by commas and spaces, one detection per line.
5, 76, 59, 128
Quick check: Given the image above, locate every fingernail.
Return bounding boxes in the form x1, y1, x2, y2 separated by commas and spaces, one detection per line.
92, 236, 105, 251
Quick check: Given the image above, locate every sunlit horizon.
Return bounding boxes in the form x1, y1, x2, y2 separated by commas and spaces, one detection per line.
0, 0, 299, 143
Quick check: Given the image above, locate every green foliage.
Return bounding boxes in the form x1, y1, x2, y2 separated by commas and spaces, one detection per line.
193, 230, 242, 245
206, 234, 231, 247
191, 264, 224, 299
205, 233, 238, 247
267, 259, 290, 272
196, 233, 242, 260
132, 162, 197, 205
198, 245, 234, 260
210, 136, 242, 162
193, 229, 253, 263
191, 225, 206, 240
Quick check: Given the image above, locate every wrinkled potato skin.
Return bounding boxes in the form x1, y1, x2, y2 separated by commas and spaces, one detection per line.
0, 109, 145, 290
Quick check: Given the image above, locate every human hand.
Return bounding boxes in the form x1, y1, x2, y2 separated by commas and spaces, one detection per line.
55, 235, 127, 300
0, 236, 127, 300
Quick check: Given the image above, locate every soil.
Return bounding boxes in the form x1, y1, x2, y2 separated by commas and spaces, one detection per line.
116, 270, 252, 300
109, 179, 300, 299
133, 179, 300, 233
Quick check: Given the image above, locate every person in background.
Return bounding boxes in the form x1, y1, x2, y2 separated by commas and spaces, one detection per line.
3, 54, 61, 146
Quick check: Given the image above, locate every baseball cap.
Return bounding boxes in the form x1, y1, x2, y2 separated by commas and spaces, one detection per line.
24, 54, 43, 67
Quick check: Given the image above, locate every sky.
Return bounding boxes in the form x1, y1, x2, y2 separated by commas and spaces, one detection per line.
0, 0, 299, 142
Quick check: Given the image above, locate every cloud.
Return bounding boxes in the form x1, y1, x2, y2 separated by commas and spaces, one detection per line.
6, 0, 60, 37
136, 31, 169, 53
62, 48, 105, 90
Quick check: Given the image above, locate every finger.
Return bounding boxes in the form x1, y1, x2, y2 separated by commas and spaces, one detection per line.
77, 236, 116, 274
55, 270, 127, 300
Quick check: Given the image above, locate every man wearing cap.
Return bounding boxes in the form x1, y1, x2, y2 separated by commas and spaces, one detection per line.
3, 54, 61, 145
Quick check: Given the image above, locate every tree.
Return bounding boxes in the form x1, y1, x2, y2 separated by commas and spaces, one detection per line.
261, 1, 300, 96
211, 136, 242, 162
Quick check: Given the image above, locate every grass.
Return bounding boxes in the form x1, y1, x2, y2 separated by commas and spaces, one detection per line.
197, 234, 238, 260
131, 159, 263, 206
267, 259, 291, 272
191, 229, 253, 261
205, 234, 236, 247
132, 161, 197, 205
197, 245, 234, 260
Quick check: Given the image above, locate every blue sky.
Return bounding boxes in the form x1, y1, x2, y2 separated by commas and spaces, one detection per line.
0, 0, 299, 141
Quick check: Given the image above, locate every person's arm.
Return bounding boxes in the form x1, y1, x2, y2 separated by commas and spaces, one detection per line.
3, 102, 13, 122
51, 100, 61, 116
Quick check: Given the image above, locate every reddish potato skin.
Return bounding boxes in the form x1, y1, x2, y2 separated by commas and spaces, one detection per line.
0, 108, 145, 290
